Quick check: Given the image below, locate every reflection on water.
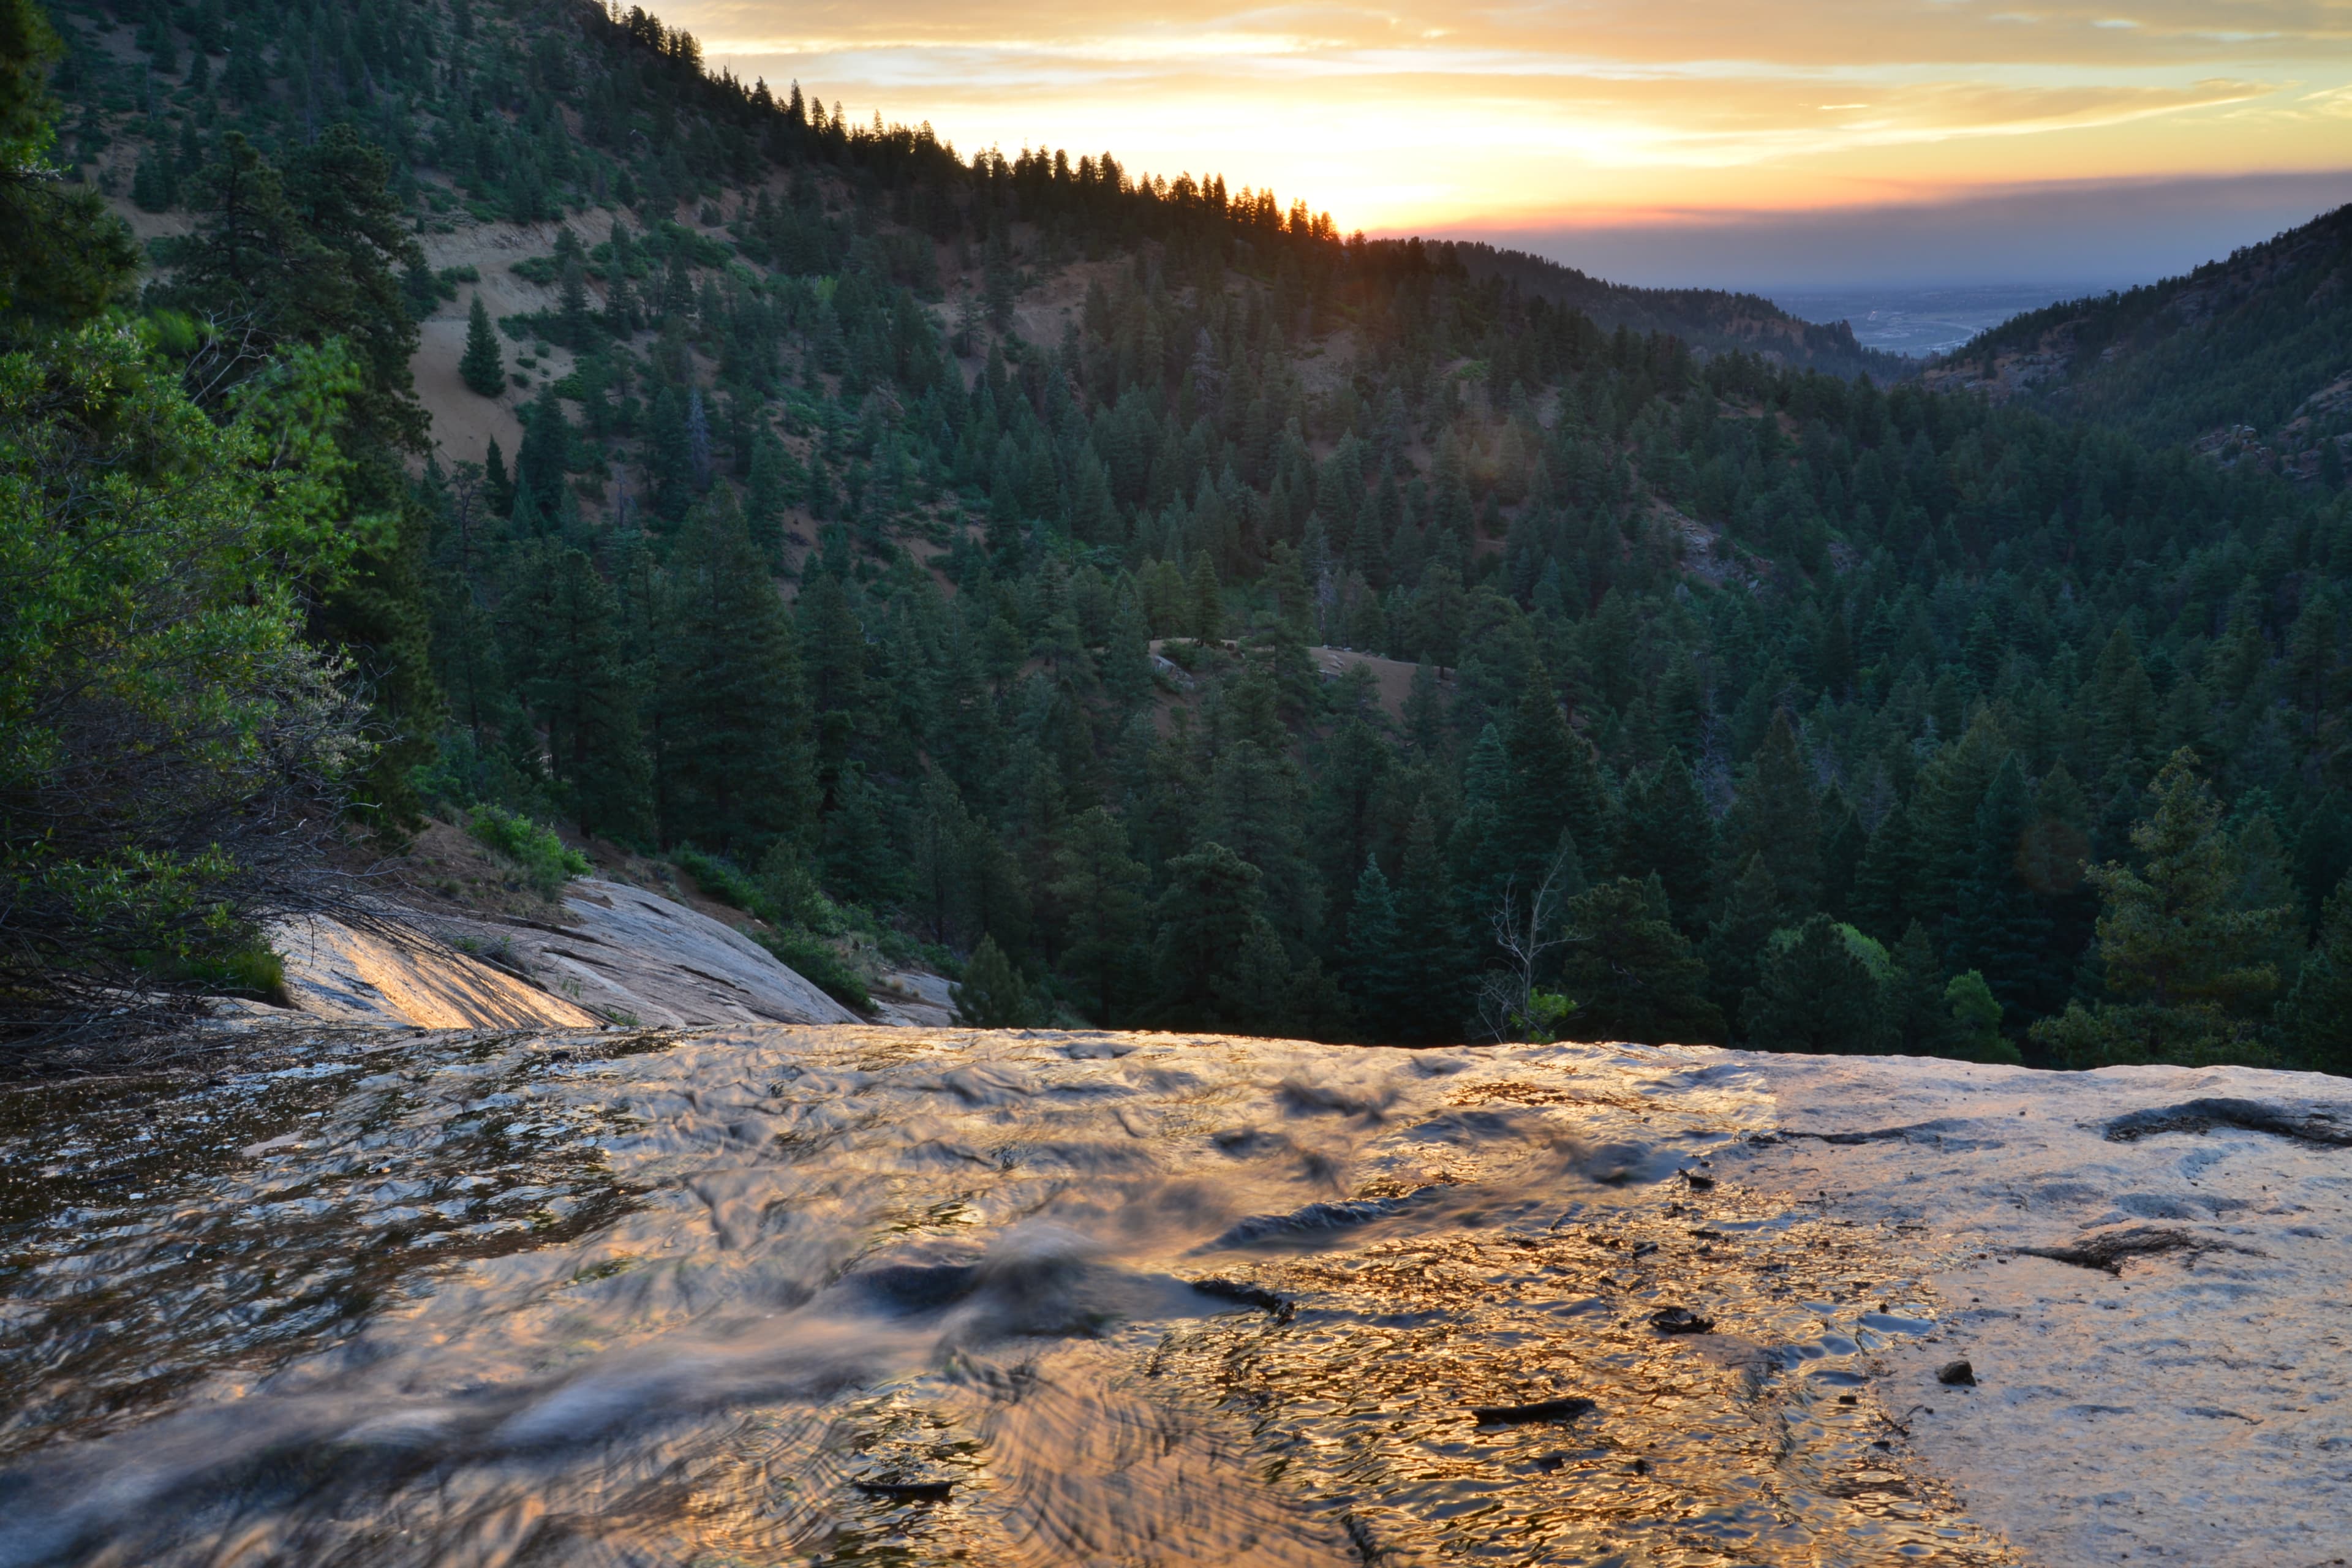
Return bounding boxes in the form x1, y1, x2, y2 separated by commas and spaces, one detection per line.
0, 1027, 2013, 1566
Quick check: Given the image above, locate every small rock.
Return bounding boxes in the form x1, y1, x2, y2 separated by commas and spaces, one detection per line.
1533, 1452, 1567, 1472
1631, 1457, 1651, 1475
1469, 1396, 1598, 1425
1649, 1305, 1715, 1335
1937, 1360, 1977, 1387
1837, 1393, 1859, 1405
1682, 1170, 1716, 1191
855, 1479, 954, 1503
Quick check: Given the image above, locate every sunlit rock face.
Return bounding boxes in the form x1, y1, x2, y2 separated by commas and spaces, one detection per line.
1, 1028, 2345, 1567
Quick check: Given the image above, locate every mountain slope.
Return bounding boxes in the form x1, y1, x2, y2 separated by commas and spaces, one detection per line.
1440, 240, 1907, 382
15, 0, 2352, 1071
1926, 201, 2352, 470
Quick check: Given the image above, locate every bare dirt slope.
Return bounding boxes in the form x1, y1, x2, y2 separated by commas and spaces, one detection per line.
408, 217, 619, 467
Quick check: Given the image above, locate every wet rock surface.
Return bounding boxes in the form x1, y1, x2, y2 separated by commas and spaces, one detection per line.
0, 1030, 2022, 1567
7, 1033, 2351, 1566
1744, 1053, 2352, 1568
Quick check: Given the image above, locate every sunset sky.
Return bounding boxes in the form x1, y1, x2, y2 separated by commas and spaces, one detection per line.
665, 0, 2352, 287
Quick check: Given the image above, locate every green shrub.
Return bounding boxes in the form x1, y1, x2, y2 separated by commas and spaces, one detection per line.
952, 935, 1035, 1026
178, 944, 290, 1006
675, 845, 765, 914
758, 925, 869, 1011
755, 843, 848, 935
466, 805, 589, 894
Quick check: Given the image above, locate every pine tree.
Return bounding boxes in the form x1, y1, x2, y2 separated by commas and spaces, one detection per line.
559, 252, 595, 350
1101, 586, 1154, 710
0, 0, 140, 336
2284, 876, 2352, 1074
1501, 666, 1610, 884
484, 436, 514, 516
1906, 714, 2010, 943
1716, 710, 1821, 921
1186, 551, 1223, 640
1618, 749, 1713, 933
1951, 754, 2048, 1019
1151, 842, 1291, 1031
1883, 920, 1954, 1057
461, 294, 505, 396
1341, 856, 1414, 1036
1047, 805, 1149, 1024
1742, 916, 1887, 1055
1850, 797, 1920, 940
1706, 851, 1781, 1025
1943, 971, 2018, 1063
1392, 805, 1470, 1039
744, 430, 794, 568
953, 933, 1035, 1027
508, 546, 654, 843
654, 495, 813, 854
512, 396, 570, 534
2087, 625, 2161, 779
1818, 785, 1865, 919
2032, 749, 2294, 1067
1557, 876, 1724, 1044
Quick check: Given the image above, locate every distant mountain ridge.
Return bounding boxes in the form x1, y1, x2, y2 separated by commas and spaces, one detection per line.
1434, 240, 1908, 383
1924, 200, 2352, 472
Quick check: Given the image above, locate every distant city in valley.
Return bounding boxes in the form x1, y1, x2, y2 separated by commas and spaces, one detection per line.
1769, 285, 2116, 358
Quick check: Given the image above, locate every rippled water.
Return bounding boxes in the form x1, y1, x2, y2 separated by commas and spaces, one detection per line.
0, 1027, 2013, 1566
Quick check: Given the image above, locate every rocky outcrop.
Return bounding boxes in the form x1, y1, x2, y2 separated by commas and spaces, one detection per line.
267, 914, 603, 1029
270, 877, 859, 1029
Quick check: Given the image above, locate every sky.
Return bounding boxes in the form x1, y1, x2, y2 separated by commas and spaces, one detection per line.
662, 0, 2352, 290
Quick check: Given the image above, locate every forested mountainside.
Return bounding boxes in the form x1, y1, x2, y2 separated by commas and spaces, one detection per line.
1442, 242, 1902, 382
7, 0, 2352, 1069
1929, 201, 2352, 469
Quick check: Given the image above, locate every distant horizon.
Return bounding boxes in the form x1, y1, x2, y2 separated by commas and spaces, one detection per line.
1411, 170, 2351, 298
672, 0, 2352, 281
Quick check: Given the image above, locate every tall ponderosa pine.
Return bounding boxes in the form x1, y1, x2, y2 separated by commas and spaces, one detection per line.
655, 496, 813, 856
2032, 750, 2294, 1067
1341, 856, 1414, 1036
1046, 805, 1149, 1023
1557, 876, 1724, 1044
1151, 842, 1290, 1031
1951, 754, 2048, 1021
1716, 711, 1820, 922
0, 0, 138, 337
1706, 851, 1781, 1023
506, 545, 652, 843
1743, 916, 1887, 1055
1618, 748, 1713, 933
2284, 876, 2352, 1074
461, 295, 505, 396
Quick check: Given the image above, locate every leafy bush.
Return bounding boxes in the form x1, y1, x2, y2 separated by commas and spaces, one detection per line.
172, 944, 289, 1006
1, 323, 368, 1039
952, 935, 1035, 1027
674, 846, 867, 1009
675, 845, 764, 913
466, 805, 588, 894
758, 925, 869, 1011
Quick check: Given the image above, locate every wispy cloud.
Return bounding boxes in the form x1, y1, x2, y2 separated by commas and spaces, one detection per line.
666, 0, 2352, 228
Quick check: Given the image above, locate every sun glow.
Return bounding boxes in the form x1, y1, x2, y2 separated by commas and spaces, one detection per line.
663, 1, 2352, 235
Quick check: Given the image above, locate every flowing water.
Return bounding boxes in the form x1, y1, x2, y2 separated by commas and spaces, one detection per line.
0, 1026, 2015, 1566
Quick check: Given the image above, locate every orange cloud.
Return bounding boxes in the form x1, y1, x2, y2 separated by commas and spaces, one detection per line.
662, 0, 2352, 228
